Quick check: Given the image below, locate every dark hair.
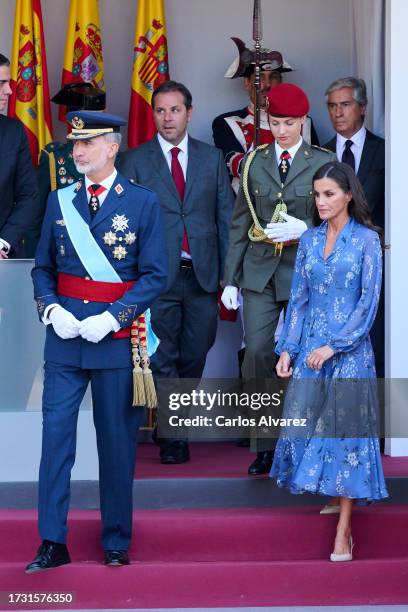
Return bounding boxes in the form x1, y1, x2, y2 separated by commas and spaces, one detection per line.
312, 161, 384, 245
0, 53, 10, 67
151, 80, 192, 110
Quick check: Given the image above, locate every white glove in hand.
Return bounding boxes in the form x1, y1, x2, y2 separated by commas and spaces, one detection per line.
49, 305, 80, 340
79, 312, 115, 343
265, 212, 307, 243
221, 286, 239, 310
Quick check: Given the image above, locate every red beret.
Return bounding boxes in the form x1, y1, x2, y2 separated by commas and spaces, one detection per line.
266, 83, 309, 117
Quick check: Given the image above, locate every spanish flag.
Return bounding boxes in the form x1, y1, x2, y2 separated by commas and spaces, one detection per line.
59, 0, 104, 122
8, 0, 53, 166
128, 0, 169, 148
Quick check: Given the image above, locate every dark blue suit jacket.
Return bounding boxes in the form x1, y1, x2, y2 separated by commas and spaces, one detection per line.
0, 115, 40, 255
120, 135, 234, 292
32, 172, 168, 369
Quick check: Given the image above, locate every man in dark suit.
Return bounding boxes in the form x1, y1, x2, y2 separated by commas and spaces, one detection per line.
121, 81, 234, 464
0, 53, 40, 259
324, 77, 385, 228
324, 77, 385, 376
27, 111, 167, 572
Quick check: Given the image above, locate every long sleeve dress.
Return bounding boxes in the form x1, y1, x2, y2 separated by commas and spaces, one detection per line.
270, 218, 388, 501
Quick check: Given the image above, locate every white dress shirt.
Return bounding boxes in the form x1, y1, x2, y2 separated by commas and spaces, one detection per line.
336, 125, 366, 173
157, 131, 191, 259
274, 137, 303, 167
157, 132, 188, 179
85, 169, 117, 205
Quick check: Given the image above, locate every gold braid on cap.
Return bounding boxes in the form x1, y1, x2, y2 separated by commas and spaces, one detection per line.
242, 144, 287, 242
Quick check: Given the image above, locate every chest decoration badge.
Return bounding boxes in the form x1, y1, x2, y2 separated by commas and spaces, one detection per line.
103, 231, 117, 246
113, 245, 127, 260
124, 232, 136, 245
112, 214, 129, 232
103, 215, 136, 261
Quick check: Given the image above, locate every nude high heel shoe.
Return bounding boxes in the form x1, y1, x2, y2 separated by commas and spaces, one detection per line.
320, 504, 340, 514
330, 536, 354, 562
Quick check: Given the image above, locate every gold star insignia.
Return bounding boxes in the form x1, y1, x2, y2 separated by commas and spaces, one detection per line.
113, 245, 127, 260
103, 231, 117, 246
124, 231, 136, 245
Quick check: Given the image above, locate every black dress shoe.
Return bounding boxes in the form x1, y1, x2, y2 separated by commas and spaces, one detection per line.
104, 550, 130, 566
25, 540, 71, 573
160, 440, 190, 464
248, 450, 274, 476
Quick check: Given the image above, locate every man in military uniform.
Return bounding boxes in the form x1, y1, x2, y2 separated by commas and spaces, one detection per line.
25, 83, 106, 257
221, 83, 336, 475
27, 111, 167, 572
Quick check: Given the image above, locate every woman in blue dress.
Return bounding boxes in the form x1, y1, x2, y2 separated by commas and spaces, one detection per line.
270, 161, 388, 561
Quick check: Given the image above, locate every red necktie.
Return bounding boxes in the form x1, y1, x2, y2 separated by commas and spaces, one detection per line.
171, 147, 190, 254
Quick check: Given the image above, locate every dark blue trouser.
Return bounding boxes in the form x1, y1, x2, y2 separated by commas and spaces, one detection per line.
38, 362, 143, 550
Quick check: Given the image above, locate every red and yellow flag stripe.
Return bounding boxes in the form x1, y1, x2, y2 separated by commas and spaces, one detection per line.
59, 0, 104, 122
8, 0, 53, 166
128, 0, 169, 148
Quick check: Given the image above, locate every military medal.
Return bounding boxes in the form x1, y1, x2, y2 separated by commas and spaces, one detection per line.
112, 214, 129, 232
103, 231, 117, 246
90, 195, 99, 213
124, 232, 136, 245
113, 245, 127, 260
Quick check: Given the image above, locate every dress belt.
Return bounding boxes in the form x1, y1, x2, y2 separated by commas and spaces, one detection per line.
57, 272, 135, 338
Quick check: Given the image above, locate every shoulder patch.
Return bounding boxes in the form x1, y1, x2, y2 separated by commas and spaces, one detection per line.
311, 145, 333, 154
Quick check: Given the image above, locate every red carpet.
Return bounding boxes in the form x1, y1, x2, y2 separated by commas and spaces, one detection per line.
1, 507, 408, 608
135, 441, 408, 479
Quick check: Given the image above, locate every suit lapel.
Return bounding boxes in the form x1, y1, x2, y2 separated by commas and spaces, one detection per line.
357, 130, 376, 184
150, 136, 181, 203
72, 183, 91, 224
184, 136, 200, 203
90, 174, 125, 229
260, 147, 282, 187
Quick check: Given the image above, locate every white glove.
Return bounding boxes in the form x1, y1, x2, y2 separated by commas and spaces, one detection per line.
265, 212, 307, 243
49, 305, 81, 340
79, 312, 116, 343
221, 286, 239, 310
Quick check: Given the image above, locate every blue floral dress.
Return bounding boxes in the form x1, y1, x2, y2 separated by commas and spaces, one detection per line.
270, 218, 388, 501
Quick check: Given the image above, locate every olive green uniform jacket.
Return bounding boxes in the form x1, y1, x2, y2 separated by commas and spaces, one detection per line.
223, 141, 337, 302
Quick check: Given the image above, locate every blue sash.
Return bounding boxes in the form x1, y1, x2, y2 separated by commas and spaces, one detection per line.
58, 184, 121, 282
57, 184, 159, 356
